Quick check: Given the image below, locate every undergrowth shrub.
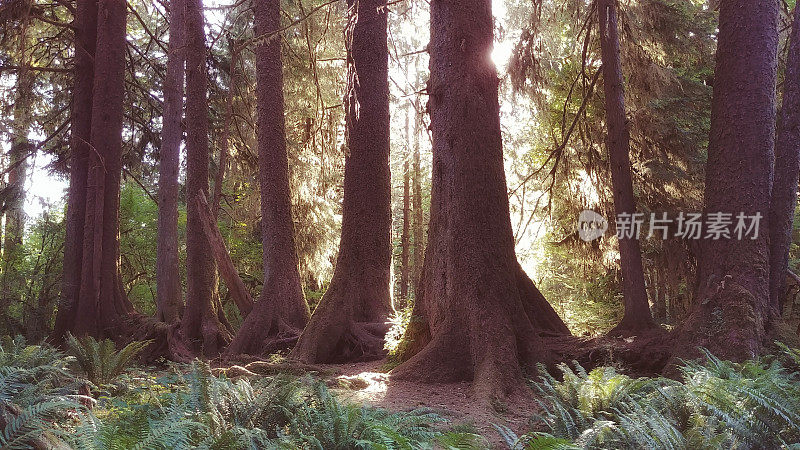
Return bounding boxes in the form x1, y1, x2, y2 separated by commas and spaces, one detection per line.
66, 333, 150, 385
509, 345, 800, 449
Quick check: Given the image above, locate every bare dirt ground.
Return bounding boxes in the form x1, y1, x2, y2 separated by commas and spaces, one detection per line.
321, 360, 541, 448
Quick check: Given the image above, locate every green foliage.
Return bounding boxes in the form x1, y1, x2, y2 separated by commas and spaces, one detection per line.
66, 334, 150, 385
514, 346, 800, 449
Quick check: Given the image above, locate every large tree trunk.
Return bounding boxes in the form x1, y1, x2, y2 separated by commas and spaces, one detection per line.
673, 0, 778, 361
391, 0, 569, 401
180, 0, 231, 356
290, 0, 392, 363
399, 105, 411, 307
598, 0, 655, 335
768, 4, 800, 317
156, 0, 186, 324
71, 0, 137, 337
412, 102, 424, 300
51, 0, 97, 344
226, 0, 310, 355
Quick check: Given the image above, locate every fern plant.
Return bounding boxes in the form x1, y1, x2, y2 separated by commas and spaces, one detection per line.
66, 333, 150, 385
520, 346, 800, 449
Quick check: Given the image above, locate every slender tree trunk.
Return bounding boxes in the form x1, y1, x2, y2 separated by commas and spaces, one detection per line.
156, 0, 186, 324
391, 0, 569, 401
1, 67, 32, 332
674, 0, 778, 361
768, 4, 800, 317
51, 0, 97, 344
180, 0, 231, 355
226, 0, 311, 355
290, 0, 392, 363
412, 103, 424, 300
599, 0, 655, 335
399, 105, 411, 306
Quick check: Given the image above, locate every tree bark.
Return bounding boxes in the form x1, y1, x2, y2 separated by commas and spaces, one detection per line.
412, 103, 424, 300
399, 104, 411, 306
226, 0, 311, 355
156, 0, 186, 324
51, 0, 97, 344
180, 0, 231, 356
391, 0, 569, 401
598, 0, 655, 335
196, 192, 253, 317
768, 4, 800, 317
290, 0, 392, 363
674, 0, 778, 361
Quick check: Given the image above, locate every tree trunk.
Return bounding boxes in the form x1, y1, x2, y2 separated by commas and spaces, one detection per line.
391, 0, 569, 401
1, 66, 32, 333
156, 0, 186, 324
399, 105, 411, 306
226, 0, 311, 355
768, 4, 800, 317
180, 0, 231, 356
598, 0, 655, 335
51, 0, 97, 344
196, 192, 253, 317
412, 103, 424, 300
290, 0, 392, 363
674, 0, 778, 361
71, 0, 138, 337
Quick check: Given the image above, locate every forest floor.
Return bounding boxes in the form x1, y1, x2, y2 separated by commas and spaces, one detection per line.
214, 358, 541, 446
327, 361, 540, 446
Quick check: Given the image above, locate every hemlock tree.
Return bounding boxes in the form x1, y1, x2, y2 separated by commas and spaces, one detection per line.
290, 0, 393, 363
768, 3, 800, 316
156, 0, 186, 324
392, 0, 569, 400
226, 0, 311, 356
52, 0, 170, 346
52, 0, 97, 344
180, 0, 231, 355
674, 0, 778, 360
598, 0, 655, 334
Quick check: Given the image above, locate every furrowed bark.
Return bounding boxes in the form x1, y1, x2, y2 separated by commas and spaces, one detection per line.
673, 0, 778, 361
768, 4, 800, 317
156, 0, 186, 324
180, 0, 231, 356
290, 0, 392, 363
226, 0, 310, 356
598, 0, 655, 335
392, 0, 569, 401
52, 0, 97, 344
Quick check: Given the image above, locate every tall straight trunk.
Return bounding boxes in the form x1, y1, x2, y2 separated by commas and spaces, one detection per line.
768, 4, 800, 316
598, 0, 655, 334
290, 0, 392, 363
51, 0, 97, 343
73, 0, 136, 337
156, 0, 186, 324
226, 0, 311, 355
412, 104, 424, 299
399, 105, 411, 305
180, 0, 230, 355
674, 0, 778, 361
392, 0, 569, 401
